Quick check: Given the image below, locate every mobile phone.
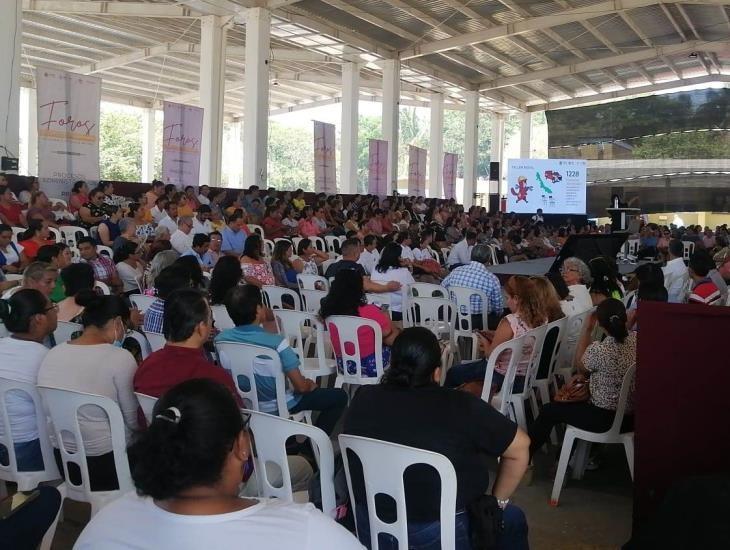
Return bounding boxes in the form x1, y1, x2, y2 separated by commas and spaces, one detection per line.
0, 490, 41, 520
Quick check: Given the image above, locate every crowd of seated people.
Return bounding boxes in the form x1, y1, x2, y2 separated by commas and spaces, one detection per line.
2, 175, 730, 548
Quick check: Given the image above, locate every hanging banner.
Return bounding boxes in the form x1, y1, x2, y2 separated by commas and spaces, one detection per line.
36, 67, 101, 200
162, 101, 203, 188
367, 139, 388, 196
313, 121, 336, 194
443, 152, 458, 200
407, 145, 427, 197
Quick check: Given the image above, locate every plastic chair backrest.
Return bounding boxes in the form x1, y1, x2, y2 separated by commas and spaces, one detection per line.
310, 236, 326, 252
300, 289, 327, 314
297, 273, 329, 291
681, 241, 694, 260
319, 258, 337, 276
557, 308, 594, 370
262, 285, 301, 311
11, 226, 25, 243
97, 245, 113, 258
0, 378, 61, 491
536, 317, 568, 382
215, 341, 290, 417
326, 315, 385, 384
129, 294, 156, 314
211, 304, 235, 330
406, 282, 447, 299
324, 235, 341, 254
627, 239, 639, 256
608, 365, 635, 434
339, 434, 457, 550
404, 297, 456, 342
247, 224, 265, 239
37, 386, 133, 512
94, 281, 111, 295
273, 309, 329, 367
479, 332, 531, 416
515, 324, 549, 399
47, 226, 62, 243
263, 239, 275, 257
134, 392, 157, 425
365, 292, 391, 308
291, 236, 303, 252
247, 410, 337, 517
58, 225, 89, 248
448, 286, 489, 332
49, 198, 67, 208
143, 331, 166, 352
54, 321, 82, 344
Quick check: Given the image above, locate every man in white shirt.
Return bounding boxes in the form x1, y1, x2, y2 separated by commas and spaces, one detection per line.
158, 202, 179, 235
447, 230, 477, 269
663, 239, 689, 303
192, 205, 213, 235
197, 184, 211, 206
170, 216, 194, 254
531, 208, 545, 224
149, 196, 168, 224
358, 235, 380, 275
397, 231, 415, 263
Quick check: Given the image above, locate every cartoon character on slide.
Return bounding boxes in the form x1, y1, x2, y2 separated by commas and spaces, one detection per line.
510, 176, 532, 203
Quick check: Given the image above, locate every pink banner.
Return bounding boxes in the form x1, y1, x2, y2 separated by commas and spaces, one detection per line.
408, 145, 427, 197
313, 121, 337, 194
443, 152, 458, 200
162, 101, 203, 188
368, 139, 388, 196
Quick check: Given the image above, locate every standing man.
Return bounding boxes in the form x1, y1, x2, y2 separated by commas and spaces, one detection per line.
221, 212, 247, 257
531, 208, 544, 224
663, 239, 689, 303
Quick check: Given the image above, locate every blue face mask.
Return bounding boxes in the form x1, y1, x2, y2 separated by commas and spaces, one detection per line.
113, 321, 125, 348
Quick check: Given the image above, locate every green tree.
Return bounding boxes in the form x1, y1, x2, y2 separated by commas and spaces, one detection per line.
633, 132, 730, 159
99, 111, 142, 181
268, 121, 314, 191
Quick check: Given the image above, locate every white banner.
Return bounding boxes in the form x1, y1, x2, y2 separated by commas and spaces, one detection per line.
443, 152, 458, 200
162, 101, 203, 188
368, 139, 388, 196
37, 68, 101, 200
313, 121, 336, 194
507, 158, 587, 214
407, 145, 427, 197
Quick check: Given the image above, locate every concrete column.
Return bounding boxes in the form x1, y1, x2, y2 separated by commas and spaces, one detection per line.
27, 87, 38, 176
0, 0, 21, 169
340, 62, 360, 194
200, 15, 227, 187
141, 107, 156, 182
463, 91, 479, 209
428, 93, 444, 199
491, 112, 505, 194
243, 8, 270, 189
520, 111, 532, 158
381, 59, 400, 194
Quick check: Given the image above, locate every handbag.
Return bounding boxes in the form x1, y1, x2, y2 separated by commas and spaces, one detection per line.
554, 375, 590, 403
467, 494, 504, 550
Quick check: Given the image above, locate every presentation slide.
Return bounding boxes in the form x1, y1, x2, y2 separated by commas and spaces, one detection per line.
506, 158, 587, 215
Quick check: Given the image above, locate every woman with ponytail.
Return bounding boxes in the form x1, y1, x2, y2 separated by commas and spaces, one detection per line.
528, 298, 636, 457
76, 379, 361, 549
345, 328, 530, 549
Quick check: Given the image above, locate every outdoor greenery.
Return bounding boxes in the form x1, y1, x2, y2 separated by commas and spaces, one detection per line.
99, 110, 143, 181
633, 131, 730, 159
268, 120, 315, 191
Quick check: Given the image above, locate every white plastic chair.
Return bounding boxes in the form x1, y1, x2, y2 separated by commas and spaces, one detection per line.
47, 226, 62, 243
211, 304, 235, 330
626, 239, 639, 257
339, 434, 457, 550
49, 198, 67, 209
37, 387, 134, 517
297, 273, 329, 291
553, 308, 595, 388
291, 236, 303, 253
550, 365, 635, 506
533, 317, 568, 408
324, 235, 342, 254
94, 281, 111, 295
364, 292, 391, 309
310, 236, 326, 253
448, 286, 489, 361
215, 341, 309, 422
53, 320, 82, 344
10, 226, 25, 243
404, 296, 456, 344
247, 224, 265, 240
406, 282, 447, 299
274, 309, 335, 380
475, 332, 531, 417
134, 392, 157, 425
300, 288, 327, 314
319, 257, 338, 276
97, 245, 113, 258
247, 410, 336, 517
130, 294, 156, 314
262, 285, 301, 310
143, 330, 166, 352
263, 238, 275, 257
58, 225, 89, 248
326, 315, 385, 388
681, 240, 695, 261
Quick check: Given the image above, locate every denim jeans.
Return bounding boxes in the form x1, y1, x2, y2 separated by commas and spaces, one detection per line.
289, 387, 348, 436
355, 504, 529, 550
0, 439, 44, 472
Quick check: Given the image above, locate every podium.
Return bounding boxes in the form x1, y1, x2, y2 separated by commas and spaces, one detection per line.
607, 207, 641, 232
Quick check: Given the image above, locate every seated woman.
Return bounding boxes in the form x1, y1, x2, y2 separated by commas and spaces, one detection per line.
0, 185, 25, 227
18, 220, 53, 262
588, 256, 624, 305
75, 379, 359, 549
0, 289, 57, 471
68, 180, 89, 216
558, 257, 593, 316
319, 269, 399, 378
57, 263, 96, 322
445, 275, 548, 394
78, 188, 108, 230
144, 226, 173, 264
293, 238, 328, 275
369, 242, 415, 322
270, 240, 299, 290
240, 234, 274, 288
38, 294, 139, 491
36, 243, 72, 303
114, 241, 145, 296
25, 191, 58, 228
97, 205, 123, 247
344, 327, 530, 550
208, 256, 242, 306
0, 223, 28, 274
529, 299, 636, 457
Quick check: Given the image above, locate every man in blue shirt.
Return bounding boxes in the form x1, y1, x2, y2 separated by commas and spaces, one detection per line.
215, 285, 347, 435
221, 211, 247, 257
182, 233, 215, 270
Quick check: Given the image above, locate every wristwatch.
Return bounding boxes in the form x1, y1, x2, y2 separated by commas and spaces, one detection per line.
496, 498, 509, 510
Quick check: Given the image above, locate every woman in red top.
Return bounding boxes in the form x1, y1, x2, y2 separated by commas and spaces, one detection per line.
68, 180, 89, 214
261, 204, 287, 239
18, 219, 53, 261
0, 186, 25, 227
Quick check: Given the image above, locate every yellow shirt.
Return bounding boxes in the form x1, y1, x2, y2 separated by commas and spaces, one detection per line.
178, 204, 194, 217
292, 198, 305, 211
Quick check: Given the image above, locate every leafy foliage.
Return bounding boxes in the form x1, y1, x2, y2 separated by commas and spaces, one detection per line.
99, 111, 142, 181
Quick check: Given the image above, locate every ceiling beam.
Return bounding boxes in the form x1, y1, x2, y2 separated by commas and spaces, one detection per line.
22, 0, 197, 18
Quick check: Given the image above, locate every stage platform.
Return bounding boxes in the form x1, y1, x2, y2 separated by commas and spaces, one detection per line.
486, 257, 643, 279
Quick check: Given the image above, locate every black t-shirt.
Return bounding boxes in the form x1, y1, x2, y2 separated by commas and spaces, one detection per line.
324, 259, 366, 280
343, 384, 518, 521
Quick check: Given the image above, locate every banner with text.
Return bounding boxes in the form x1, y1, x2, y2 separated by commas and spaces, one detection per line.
368, 139, 388, 196
162, 101, 203, 188
443, 152, 458, 200
37, 67, 101, 200
407, 145, 427, 197
313, 121, 336, 194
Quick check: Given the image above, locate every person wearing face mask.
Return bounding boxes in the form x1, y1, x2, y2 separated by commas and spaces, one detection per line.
37, 294, 139, 491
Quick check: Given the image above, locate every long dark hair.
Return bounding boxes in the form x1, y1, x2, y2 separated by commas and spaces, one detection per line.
596, 298, 629, 344
375, 242, 403, 273
209, 256, 242, 305
271, 240, 292, 268
381, 328, 440, 388
0, 289, 49, 333
243, 234, 262, 260
589, 257, 623, 299
319, 269, 365, 319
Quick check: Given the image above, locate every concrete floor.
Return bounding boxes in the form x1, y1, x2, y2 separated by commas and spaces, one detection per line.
50, 445, 633, 549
